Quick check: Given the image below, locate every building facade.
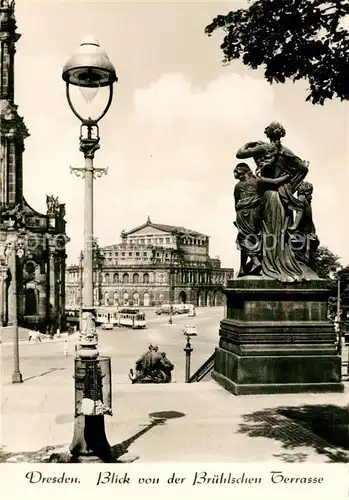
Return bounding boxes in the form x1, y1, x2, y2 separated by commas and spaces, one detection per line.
0, 1, 68, 332
66, 217, 234, 308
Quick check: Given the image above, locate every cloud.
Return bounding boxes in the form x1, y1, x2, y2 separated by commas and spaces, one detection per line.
120, 72, 276, 193
133, 73, 275, 126
95, 72, 275, 270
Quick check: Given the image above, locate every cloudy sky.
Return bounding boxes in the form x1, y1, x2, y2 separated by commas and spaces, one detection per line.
14, 0, 349, 269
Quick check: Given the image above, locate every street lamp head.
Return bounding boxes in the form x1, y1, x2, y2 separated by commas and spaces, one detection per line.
183, 325, 197, 337
62, 36, 117, 88
62, 36, 117, 124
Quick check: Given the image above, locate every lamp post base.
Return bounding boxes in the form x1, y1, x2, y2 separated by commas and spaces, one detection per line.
12, 371, 23, 384
70, 415, 111, 461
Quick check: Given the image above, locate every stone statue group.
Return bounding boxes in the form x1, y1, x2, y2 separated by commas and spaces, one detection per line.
129, 344, 174, 384
46, 194, 66, 218
234, 121, 320, 283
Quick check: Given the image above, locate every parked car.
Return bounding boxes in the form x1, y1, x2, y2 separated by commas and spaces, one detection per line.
102, 323, 114, 330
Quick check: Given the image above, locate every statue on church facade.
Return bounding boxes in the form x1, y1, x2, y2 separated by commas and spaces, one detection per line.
234, 121, 319, 282
46, 195, 60, 215
0, 203, 25, 228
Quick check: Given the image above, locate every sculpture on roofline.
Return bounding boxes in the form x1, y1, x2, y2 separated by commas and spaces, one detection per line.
46, 194, 60, 215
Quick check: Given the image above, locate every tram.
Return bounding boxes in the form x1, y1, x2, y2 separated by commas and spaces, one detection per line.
116, 308, 147, 329
95, 307, 118, 326
95, 307, 146, 329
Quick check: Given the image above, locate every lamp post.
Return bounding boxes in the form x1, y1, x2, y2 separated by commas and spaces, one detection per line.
62, 36, 117, 460
79, 250, 83, 331
4, 224, 25, 384
183, 324, 197, 382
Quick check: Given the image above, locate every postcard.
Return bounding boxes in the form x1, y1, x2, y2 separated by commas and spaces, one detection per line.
1, 0, 348, 499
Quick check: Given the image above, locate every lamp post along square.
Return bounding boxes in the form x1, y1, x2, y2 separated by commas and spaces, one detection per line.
183, 325, 197, 382
3, 220, 26, 384
62, 36, 117, 460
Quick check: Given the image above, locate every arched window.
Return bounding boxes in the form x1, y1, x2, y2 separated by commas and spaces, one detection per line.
143, 292, 150, 307
113, 273, 119, 284
123, 292, 129, 305
133, 292, 139, 306
143, 273, 149, 284
179, 290, 187, 304
104, 291, 110, 306
133, 273, 139, 284
123, 273, 129, 284
104, 273, 110, 284
113, 292, 119, 306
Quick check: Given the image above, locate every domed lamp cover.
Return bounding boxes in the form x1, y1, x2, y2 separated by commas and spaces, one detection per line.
62, 36, 117, 88
62, 36, 118, 124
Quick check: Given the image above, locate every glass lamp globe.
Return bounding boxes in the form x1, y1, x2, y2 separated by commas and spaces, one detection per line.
62, 36, 118, 123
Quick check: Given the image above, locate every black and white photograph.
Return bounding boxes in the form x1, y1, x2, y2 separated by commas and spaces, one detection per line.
0, 0, 348, 497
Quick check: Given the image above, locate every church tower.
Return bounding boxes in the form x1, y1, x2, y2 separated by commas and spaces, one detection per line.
0, 0, 29, 207
0, 1, 69, 334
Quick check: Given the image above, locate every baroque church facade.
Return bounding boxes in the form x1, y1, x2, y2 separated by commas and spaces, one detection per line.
0, 0, 68, 332
66, 217, 234, 309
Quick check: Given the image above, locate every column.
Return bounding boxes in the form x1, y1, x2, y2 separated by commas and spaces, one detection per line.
97, 265, 102, 306
0, 141, 8, 205
48, 247, 56, 313
37, 272, 47, 329
59, 253, 66, 329
0, 266, 8, 327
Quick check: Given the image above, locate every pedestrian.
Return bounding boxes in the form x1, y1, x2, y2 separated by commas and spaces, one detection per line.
63, 340, 68, 356
28, 331, 32, 342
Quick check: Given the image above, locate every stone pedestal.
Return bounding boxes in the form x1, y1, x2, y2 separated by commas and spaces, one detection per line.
212, 279, 344, 395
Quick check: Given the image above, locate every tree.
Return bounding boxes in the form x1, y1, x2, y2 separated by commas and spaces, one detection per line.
311, 246, 349, 319
337, 265, 349, 321
205, 0, 349, 104
311, 246, 339, 318
313, 245, 341, 279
